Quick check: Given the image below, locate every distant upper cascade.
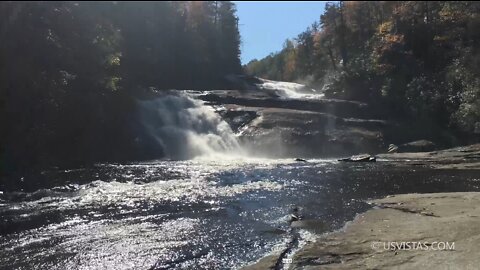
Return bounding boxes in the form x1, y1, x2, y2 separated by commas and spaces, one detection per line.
138, 93, 244, 160
256, 78, 324, 100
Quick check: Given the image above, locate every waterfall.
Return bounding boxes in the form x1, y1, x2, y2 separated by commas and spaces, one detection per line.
257, 78, 324, 100
138, 93, 243, 160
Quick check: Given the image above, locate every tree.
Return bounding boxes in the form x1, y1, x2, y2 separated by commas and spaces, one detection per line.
0, 1, 244, 186
245, 1, 480, 140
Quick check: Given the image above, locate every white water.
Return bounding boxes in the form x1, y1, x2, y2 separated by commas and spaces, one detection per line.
138, 93, 244, 160
257, 78, 325, 100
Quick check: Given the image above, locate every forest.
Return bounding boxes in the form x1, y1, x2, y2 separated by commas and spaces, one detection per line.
2, 1, 480, 183
2, 2, 480, 269
0, 1, 241, 178
246, 1, 480, 140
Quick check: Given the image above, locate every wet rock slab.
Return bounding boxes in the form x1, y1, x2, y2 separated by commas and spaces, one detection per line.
378, 143, 480, 170
290, 192, 480, 269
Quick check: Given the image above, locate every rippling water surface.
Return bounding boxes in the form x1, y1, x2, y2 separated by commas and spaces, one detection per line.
1, 159, 480, 269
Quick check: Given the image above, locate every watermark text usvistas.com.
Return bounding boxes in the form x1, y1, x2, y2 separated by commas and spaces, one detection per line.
371, 241, 455, 251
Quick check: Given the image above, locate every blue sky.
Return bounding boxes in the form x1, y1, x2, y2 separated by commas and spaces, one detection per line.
235, 1, 327, 64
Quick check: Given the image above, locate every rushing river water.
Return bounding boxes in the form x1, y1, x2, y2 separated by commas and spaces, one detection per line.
1, 159, 480, 270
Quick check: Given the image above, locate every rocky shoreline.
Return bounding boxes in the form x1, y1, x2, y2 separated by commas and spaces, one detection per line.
241, 144, 480, 270
243, 191, 480, 270
288, 192, 480, 270
378, 143, 480, 170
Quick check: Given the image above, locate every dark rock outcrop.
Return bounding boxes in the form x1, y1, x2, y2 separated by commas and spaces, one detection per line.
238, 108, 386, 158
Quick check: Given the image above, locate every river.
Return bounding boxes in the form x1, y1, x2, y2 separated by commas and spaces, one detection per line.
1, 158, 480, 269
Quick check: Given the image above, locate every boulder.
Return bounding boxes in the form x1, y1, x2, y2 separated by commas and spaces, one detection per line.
338, 154, 376, 162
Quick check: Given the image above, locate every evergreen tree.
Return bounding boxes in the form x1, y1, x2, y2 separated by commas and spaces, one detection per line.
0, 1, 244, 183
245, 1, 480, 138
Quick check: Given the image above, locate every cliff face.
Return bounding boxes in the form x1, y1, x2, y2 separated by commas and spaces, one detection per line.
195, 77, 391, 158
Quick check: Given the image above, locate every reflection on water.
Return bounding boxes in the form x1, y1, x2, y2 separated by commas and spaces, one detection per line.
1, 159, 480, 269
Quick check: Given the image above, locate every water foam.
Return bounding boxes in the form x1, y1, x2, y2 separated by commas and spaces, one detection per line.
257, 78, 325, 100
138, 93, 245, 160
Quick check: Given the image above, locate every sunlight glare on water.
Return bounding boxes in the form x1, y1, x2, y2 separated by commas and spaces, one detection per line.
2, 159, 480, 269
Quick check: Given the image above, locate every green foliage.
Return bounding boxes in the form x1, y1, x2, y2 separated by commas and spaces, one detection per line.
446, 59, 480, 132
0, 1, 242, 178
245, 1, 480, 138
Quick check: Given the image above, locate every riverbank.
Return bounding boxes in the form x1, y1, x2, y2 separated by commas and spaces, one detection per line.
241, 144, 480, 270
289, 192, 480, 269
378, 143, 480, 170
243, 192, 480, 270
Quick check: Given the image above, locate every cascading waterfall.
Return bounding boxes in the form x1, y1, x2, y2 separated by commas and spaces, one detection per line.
257, 78, 324, 100
138, 92, 243, 160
